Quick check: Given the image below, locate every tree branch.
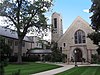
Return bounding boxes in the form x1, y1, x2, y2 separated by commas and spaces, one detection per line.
6, 15, 16, 26
26, 1, 45, 28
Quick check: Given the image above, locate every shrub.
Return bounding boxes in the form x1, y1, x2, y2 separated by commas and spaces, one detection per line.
91, 54, 98, 64
44, 55, 51, 61
9, 56, 18, 62
22, 55, 40, 62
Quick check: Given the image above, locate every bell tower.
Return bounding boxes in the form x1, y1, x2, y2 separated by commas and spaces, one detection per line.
51, 12, 63, 42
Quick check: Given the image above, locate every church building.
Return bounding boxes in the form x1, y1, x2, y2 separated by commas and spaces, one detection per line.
51, 12, 98, 63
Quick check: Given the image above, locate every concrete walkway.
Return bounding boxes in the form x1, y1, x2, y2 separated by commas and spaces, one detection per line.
31, 63, 100, 75
31, 63, 74, 75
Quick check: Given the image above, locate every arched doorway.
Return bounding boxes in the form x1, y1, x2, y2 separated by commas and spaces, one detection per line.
73, 48, 82, 62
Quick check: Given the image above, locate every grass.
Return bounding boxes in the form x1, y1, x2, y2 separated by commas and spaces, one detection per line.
5, 62, 61, 75
55, 66, 100, 75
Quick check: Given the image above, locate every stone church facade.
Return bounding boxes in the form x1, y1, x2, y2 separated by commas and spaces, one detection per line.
51, 12, 98, 63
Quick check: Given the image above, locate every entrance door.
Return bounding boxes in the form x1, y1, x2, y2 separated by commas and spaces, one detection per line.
74, 48, 82, 62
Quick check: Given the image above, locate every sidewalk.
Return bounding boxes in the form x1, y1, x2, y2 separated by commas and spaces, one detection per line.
31, 64, 74, 75
31, 62, 100, 75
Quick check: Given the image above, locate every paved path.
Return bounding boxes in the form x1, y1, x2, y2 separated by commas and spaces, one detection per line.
31, 63, 100, 75
31, 63, 74, 75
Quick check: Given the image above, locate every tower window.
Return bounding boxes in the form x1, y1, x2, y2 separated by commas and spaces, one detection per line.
54, 18, 57, 28
74, 30, 86, 44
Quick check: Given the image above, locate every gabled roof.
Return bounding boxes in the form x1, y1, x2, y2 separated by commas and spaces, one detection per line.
0, 26, 31, 42
58, 16, 93, 42
64, 16, 92, 34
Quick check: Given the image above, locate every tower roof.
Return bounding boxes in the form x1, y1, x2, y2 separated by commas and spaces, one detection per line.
52, 12, 61, 17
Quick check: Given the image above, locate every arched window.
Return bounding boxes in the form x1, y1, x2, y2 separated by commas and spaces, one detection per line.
54, 18, 57, 28
74, 30, 86, 44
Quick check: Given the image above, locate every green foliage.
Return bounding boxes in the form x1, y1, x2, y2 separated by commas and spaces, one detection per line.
91, 54, 98, 63
62, 54, 67, 63
0, 0, 52, 34
0, 37, 12, 57
88, 32, 100, 45
96, 47, 100, 55
44, 55, 51, 61
0, 0, 52, 63
90, 0, 100, 32
22, 55, 40, 62
0, 62, 5, 75
88, 0, 100, 55
51, 42, 63, 62
0, 36, 12, 75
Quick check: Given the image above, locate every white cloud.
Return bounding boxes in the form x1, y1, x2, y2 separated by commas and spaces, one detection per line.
83, 9, 89, 13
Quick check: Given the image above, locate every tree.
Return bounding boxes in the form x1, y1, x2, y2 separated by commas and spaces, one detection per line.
88, 32, 100, 54
0, 0, 52, 63
0, 37, 12, 75
89, 0, 100, 55
90, 0, 100, 32
88, 32, 100, 45
51, 41, 63, 62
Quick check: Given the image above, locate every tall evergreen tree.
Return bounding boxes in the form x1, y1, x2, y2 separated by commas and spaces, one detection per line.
88, 0, 100, 55
51, 42, 63, 62
90, 0, 100, 32
0, 0, 52, 63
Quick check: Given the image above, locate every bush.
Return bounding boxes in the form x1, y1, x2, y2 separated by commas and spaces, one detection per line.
91, 54, 98, 64
44, 55, 51, 61
51, 42, 63, 62
62, 54, 67, 63
22, 55, 40, 62
9, 56, 18, 62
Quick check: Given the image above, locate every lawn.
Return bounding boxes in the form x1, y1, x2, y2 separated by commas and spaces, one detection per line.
56, 66, 100, 75
5, 62, 61, 75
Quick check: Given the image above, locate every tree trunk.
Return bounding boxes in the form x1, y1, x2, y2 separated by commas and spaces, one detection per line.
17, 38, 23, 64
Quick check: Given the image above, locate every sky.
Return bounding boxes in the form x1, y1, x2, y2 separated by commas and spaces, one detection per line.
0, 0, 93, 41
0, 0, 92, 31
47, 0, 92, 32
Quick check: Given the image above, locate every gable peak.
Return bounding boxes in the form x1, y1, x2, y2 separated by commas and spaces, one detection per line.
73, 16, 89, 24
76, 16, 83, 20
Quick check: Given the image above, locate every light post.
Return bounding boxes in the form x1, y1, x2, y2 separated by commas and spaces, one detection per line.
74, 50, 78, 67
